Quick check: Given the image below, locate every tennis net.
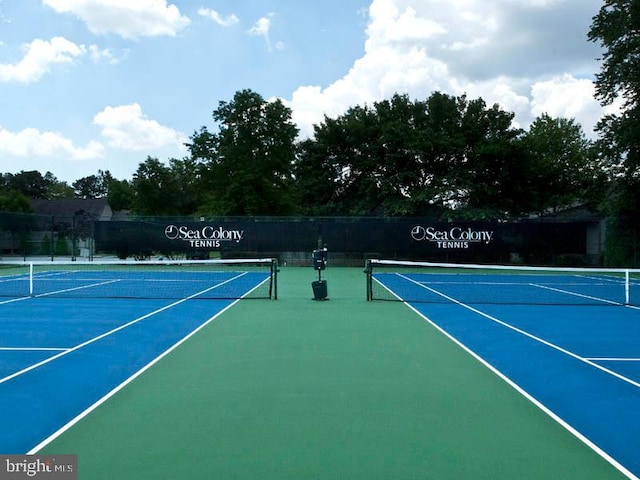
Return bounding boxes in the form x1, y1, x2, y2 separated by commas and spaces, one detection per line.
365, 259, 640, 306
0, 258, 278, 300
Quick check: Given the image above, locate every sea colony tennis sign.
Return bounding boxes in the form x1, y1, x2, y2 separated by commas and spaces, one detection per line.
411, 225, 494, 249
164, 224, 244, 248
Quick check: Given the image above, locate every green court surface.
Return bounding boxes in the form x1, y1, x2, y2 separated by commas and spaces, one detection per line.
41, 267, 626, 479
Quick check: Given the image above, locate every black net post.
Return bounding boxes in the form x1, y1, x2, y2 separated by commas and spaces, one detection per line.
364, 259, 373, 301
271, 258, 279, 300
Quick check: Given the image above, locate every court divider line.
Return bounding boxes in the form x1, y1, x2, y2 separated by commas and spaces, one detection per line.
396, 285, 639, 480
532, 283, 624, 306
0, 347, 70, 352
35, 280, 121, 297
0, 272, 249, 386
27, 298, 241, 454
0, 297, 31, 305
587, 358, 640, 362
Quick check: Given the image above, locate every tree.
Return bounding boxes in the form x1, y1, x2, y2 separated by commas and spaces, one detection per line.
0, 189, 32, 212
107, 178, 135, 212
187, 89, 298, 215
588, 1, 640, 215
293, 135, 350, 215
73, 170, 113, 198
589, 2, 640, 264
167, 157, 202, 216
295, 104, 388, 215
418, 94, 529, 218
295, 92, 527, 218
522, 114, 601, 214
3, 170, 72, 199
129, 157, 203, 216
131, 157, 182, 216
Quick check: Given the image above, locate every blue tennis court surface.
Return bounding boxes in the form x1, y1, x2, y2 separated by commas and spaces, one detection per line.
373, 271, 640, 479
0, 266, 272, 453
375, 270, 639, 305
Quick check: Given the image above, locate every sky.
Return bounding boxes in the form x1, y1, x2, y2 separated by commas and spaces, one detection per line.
0, 0, 618, 184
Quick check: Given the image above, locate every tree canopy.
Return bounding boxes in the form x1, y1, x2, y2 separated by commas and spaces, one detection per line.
0, 88, 614, 221
589, 0, 640, 216
187, 89, 299, 216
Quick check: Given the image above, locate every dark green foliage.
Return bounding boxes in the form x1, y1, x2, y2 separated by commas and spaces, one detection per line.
296, 92, 545, 218
522, 115, 603, 214
187, 89, 299, 216
0, 189, 33, 213
589, 0, 640, 262
1, 170, 72, 201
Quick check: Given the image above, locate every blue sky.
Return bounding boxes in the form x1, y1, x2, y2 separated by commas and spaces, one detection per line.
0, 0, 615, 184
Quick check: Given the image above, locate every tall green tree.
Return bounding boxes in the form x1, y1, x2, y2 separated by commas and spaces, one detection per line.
167, 157, 202, 215
187, 89, 298, 215
589, 1, 640, 216
131, 157, 182, 216
3, 170, 72, 199
107, 178, 135, 212
295, 92, 527, 218
73, 170, 114, 198
420, 94, 527, 218
522, 114, 601, 214
294, 104, 387, 215
589, 1, 640, 264
129, 157, 204, 216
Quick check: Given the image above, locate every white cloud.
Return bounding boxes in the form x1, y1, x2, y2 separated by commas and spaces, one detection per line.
0, 37, 86, 83
249, 13, 279, 51
197, 8, 239, 27
93, 103, 187, 152
366, 2, 446, 49
531, 75, 599, 131
0, 125, 105, 159
0, 37, 124, 83
249, 15, 271, 37
88, 45, 121, 64
288, 0, 607, 138
43, 0, 190, 39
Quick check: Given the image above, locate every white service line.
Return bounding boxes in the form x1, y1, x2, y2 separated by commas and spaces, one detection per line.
0, 347, 70, 352
398, 273, 640, 390
0, 272, 248, 386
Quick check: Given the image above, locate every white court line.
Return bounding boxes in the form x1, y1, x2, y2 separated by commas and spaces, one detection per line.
0, 279, 121, 304
531, 283, 624, 306
587, 358, 640, 362
0, 347, 69, 352
0, 297, 31, 305
0, 272, 249, 386
529, 277, 640, 310
392, 273, 640, 480
35, 279, 120, 297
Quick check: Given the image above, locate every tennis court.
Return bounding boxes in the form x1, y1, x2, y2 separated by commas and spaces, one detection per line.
368, 260, 640, 479
0, 261, 636, 479
0, 260, 276, 452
